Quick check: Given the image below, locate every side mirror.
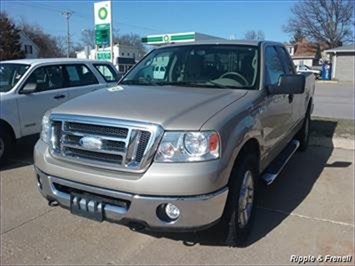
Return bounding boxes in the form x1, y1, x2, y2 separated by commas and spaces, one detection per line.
21, 82, 37, 94
267, 74, 305, 95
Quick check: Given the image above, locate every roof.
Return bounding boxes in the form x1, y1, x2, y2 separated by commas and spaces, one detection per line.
155, 39, 274, 48
325, 44, 355, 53
0, 58, 111, 65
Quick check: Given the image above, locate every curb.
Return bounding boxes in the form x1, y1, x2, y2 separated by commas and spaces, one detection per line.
309, 136, 354, 150
315, 80, 339, 84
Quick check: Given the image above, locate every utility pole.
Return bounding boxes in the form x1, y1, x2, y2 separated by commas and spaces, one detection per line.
62, 10, 73, 58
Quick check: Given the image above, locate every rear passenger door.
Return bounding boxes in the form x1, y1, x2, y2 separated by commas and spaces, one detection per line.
17, 65, 69, 136
64, 64, 106, 100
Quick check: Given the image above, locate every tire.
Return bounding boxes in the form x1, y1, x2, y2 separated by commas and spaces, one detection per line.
0, 127, 13, 163
222, 153, 259, 247
296, 108, 311, 152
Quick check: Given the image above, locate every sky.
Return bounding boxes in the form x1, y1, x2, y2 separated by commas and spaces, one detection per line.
1, 0, 296, 44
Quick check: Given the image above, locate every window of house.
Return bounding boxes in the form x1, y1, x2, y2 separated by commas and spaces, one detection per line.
24, 45, 33, 54
94, 64, 118, 82
119, 65, 125, 72
121, 52, 124, 56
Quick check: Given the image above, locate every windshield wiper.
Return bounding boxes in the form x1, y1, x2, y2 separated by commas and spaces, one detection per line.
120, 79, 164, 86
205, 80, 240, 89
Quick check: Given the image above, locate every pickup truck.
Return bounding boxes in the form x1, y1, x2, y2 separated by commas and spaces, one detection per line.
34, 41, 315, 246
0, 58, 118, 161
296, 64, 321, 79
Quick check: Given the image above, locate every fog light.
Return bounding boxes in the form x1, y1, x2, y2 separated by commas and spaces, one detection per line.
165, 203, 180, 220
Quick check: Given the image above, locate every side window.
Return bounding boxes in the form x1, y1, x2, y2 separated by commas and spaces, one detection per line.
24, 65, 64, 92
277, 47, 295, 74
46, 65, 64, 89
63, 64, 98, 87
94, 64, 118, 82
264, 46, 286, 86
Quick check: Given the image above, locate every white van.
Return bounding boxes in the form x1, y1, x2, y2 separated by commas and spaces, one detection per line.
0, 58, 119, 160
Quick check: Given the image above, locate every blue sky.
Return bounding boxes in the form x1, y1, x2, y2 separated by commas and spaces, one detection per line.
1, 0, 295, 43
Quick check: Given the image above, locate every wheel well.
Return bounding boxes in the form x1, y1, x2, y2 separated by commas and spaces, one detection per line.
0, 119, 15, 142
234, 138, 260, 171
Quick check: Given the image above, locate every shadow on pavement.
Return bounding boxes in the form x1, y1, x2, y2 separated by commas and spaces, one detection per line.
139, 119, 352, 247
0, 135, 38, 171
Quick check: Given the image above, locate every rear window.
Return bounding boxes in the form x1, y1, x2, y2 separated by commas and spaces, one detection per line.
94, 64, 118, 82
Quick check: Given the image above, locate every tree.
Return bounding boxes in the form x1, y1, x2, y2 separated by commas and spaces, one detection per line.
290, 29, 305, 44
0, 12, 24, 60
20, 21, 64, 58
284, 0, 354, 48
80, 29, 95, 49
116, 33, 146, 59
244, 30, 265, 41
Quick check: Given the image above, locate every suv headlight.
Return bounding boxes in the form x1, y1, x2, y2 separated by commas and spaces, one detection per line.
40, 112, 51, 144
155, 131, 220, 162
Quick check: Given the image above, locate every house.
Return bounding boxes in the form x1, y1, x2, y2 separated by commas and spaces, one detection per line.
76, 43, 141, 74
324, 44, 355, 82
286, 39, 328, 67
19, 31, 40, 59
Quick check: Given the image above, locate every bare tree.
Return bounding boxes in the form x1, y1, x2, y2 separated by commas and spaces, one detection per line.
284, 0, 354, 48
244, 30, 265, 41
80, 29, 95, 49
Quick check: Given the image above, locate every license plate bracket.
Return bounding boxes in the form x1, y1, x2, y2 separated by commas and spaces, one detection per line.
70, 193, 104, 222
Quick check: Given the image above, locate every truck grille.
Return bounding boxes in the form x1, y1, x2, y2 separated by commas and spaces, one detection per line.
48, 114, 164, 172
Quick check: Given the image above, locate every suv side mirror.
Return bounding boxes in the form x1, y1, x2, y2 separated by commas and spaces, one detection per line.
267, 74, 305, 95
21, 82, 37, 94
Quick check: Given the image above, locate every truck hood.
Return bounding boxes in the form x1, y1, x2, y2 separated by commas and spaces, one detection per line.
53, 85, 247, 130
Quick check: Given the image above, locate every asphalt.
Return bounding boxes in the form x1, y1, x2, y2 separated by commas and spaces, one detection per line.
1, 137, 354, 265
313, 82, 354, 120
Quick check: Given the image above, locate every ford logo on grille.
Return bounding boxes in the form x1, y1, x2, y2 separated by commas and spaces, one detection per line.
79, 136, 103, 150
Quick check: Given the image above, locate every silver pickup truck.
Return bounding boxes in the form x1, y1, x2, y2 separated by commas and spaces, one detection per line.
34, 40, 314, 246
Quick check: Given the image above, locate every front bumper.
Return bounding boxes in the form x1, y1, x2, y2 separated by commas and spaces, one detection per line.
35, 167, 228, 231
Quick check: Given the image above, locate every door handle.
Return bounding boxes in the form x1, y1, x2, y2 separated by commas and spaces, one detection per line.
54, 94, 66, 99
288, 94, 294, 103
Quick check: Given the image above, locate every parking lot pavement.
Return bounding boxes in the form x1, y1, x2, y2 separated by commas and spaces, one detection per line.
1, 143, 354, 265
313, 82, 354, 120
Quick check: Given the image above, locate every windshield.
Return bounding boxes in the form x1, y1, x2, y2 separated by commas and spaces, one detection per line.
121, 45, 259, 89
0, 63, 30, 92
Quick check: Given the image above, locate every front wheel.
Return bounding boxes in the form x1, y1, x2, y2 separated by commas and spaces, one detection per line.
222, 154, 259, 247
0, 128, 13, 163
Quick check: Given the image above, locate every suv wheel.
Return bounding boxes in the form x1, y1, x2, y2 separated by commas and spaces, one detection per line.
0, 128, 13, 163
222, 153, 258, 247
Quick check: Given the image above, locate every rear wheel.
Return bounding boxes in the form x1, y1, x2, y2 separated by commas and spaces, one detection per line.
222, 153, 259, 247
297, 107, 311, 151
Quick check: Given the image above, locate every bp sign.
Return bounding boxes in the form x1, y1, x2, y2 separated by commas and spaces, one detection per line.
98, 7, 108, 20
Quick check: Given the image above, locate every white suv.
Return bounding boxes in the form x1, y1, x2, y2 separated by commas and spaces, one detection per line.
0, 58, 119, 160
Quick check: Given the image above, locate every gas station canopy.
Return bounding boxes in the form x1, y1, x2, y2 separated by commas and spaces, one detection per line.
141, 32, 223, 46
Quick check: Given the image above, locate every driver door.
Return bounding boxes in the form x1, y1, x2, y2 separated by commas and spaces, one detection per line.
17, 65, 69, 136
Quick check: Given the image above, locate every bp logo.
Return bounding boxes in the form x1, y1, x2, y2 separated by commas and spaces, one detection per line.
163, 35, 170, 43
98, 7, 108, 20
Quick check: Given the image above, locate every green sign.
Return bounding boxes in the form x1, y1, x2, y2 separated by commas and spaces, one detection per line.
97, 51, 111, 60
95, 24, 110, 46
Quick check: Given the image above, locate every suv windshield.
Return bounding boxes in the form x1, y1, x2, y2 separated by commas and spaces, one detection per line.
121, 45, 259, 89
0, 63, 30, 92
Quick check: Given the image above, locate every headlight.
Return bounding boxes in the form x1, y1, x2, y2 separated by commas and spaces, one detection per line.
155, 131, 220, 162
40, 112, 51, 144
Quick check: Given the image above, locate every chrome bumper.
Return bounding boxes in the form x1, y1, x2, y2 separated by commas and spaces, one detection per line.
35, 167, 228, 230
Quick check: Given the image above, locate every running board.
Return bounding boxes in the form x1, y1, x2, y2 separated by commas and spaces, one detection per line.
262, 140, 300, 185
